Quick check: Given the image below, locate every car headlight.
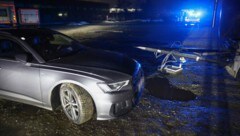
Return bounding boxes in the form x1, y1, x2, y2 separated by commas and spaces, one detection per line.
98, 80, 129, 93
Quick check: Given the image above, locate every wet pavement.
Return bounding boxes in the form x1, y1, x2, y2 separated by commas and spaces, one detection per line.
1, 22, 240, 135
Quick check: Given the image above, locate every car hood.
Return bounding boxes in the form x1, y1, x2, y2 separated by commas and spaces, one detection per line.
47, 49, 139, 76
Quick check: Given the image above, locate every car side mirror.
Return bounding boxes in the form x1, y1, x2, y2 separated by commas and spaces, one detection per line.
15, 53, 28, 63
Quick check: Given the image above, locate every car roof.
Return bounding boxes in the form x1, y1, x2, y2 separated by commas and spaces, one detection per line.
0, 30, 11, 36
0, 28, 54, 37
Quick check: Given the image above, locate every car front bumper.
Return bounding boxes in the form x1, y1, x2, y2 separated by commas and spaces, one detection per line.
96, 71, 145, 120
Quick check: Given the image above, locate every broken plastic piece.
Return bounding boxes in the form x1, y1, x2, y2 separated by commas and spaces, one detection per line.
196, 56, 200, 61
180, 57, 186, 63
162, 65, 183, 74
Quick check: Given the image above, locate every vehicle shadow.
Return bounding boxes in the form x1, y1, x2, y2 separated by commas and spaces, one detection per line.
145, 75, 197, 101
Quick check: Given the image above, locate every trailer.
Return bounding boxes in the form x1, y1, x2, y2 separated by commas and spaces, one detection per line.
0, 1, 17, 26
18, 9, 40, 25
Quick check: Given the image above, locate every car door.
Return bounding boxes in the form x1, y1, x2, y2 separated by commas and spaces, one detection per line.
0, 37, 42, 104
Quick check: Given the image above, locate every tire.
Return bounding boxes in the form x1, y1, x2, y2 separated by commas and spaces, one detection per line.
60, 83, 94, 124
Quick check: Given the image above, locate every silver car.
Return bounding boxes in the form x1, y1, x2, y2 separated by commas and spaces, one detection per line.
0, 28, 144, 124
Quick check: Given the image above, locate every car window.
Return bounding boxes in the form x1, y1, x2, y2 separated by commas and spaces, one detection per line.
50, 34, 72, 45
20, 32, 86, 61
0, 39, 26, 60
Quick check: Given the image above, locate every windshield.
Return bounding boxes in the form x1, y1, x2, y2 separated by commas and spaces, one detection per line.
21, 31, 86, 61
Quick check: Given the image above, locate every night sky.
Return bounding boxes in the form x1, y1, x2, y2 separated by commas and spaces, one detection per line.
80, 0, 118, 7
80, 0, 145, 7
80, 0, 214, 9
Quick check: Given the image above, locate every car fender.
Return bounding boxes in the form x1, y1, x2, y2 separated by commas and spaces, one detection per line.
47, 79, 97, 111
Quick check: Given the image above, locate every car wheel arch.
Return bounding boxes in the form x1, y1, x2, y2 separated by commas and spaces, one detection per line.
49, 80, 97, 114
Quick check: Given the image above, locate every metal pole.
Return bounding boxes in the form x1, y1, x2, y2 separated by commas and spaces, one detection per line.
136, 46, 228, 66
217, 0, 223, 38
212, 0, 218, 28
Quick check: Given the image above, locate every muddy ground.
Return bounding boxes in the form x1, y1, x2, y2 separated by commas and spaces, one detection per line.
0, 23, 240, 135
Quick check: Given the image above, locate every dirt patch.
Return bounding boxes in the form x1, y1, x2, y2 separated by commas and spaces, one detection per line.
146, 76, 197, 101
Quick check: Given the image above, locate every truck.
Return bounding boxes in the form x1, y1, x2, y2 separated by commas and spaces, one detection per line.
177, 9, 201, 26
18, 9, 40, 25
0, 1, 17, 26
